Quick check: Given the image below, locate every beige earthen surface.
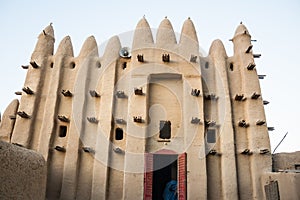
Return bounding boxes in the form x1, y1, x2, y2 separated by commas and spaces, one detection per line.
0, 141, 46, 200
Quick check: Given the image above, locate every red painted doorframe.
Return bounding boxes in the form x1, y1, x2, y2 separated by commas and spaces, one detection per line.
144, 151, 187, 200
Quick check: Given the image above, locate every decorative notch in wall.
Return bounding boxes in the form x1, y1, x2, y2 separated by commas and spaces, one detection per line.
57, 115, 70, 123
134, 88, 144, 95
87, 117, 99, 124
22, 87, 34, 95
191, 89, 200, 97
162, 54, 170, 62
61, 90, 72, 97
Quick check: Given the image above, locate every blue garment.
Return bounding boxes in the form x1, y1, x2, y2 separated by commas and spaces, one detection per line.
163, 180, 178, 200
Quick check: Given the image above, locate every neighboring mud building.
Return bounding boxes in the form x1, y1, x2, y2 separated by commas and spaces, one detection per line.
0, 17, 299, 200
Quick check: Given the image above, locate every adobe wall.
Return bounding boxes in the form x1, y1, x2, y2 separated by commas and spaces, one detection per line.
261, 172, 300, 200
273, 151, 300, 171
0, 141, 46, 199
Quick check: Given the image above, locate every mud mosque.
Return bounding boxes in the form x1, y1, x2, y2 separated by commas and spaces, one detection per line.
0, 17, 299, 200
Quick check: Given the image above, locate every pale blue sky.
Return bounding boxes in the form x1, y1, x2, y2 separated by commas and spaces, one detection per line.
0, 0, 299, 152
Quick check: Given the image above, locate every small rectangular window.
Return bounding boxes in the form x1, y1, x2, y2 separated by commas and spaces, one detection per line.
207, 129, 216, 143
115, 128, 123, 140
159, 121, 171, 139
59, 126, 67, 137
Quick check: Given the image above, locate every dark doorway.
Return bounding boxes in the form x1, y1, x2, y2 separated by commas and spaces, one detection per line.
152, 154, 178, 200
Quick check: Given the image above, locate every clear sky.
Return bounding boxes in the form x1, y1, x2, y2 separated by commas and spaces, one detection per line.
0, 0, 299, 153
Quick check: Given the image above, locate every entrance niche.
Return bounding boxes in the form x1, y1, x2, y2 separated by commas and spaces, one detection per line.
144, 150, 186, 200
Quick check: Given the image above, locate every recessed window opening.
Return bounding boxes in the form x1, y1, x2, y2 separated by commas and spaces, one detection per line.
59, 125, 67, 137
159, 121, 171, 139
205, 62, 209, 69
115, 128, 123, 140
50, 62, 54, 68
230, 63, 234, 71
207, 128, 216, 143
122, 62, 127, 70
97, 61, 101, 68
70, 62, 76, 69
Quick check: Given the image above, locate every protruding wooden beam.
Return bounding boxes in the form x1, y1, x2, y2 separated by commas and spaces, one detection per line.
251, 92, 261, 99
134, 88, 144, 95
57, 115, 70, 122
133, 116, 143, 123
238, 120, 249, 128
260, 149, 270, 154
87, 117, 98, 124
191, 117, 200, 124
61, 90, 72, 97
116, 91, 126, 98
30, 61, 39, 68
247, 63, 256, 70
137, 54, 144, 62
82, 147, 95, 154
256, 120, 266, 126
241, 149, 252, 155
115, 118, 126, 124
190, 55, 197, 63
21, 65, 29, 69
204, 93, 218, 100
55, 146, 66, 152
89, 90, 100, 98
191, 89, 200, 97
22, 87, 34, 95
235, 94, 246, 101
245, 45, 253, 53
17, 111, 30, 118
258, 75, 266, 79
162, 54, 170, 62
253, 54, 261, 58
205, 120, 216, 127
